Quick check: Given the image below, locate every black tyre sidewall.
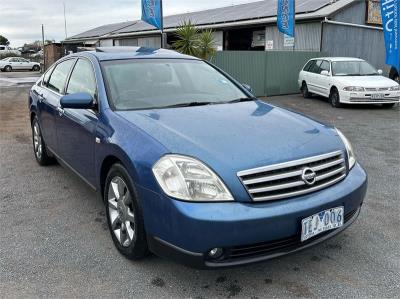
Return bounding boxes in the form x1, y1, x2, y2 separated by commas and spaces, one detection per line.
104, 163, 148, 260
330, 89, 342, 108
33, 65, 40, 72
302, 82, 310, 98
32, 117, 53, 166
5, 66, 12, 72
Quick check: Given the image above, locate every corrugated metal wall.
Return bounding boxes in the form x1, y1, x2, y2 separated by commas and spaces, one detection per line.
321, 23, 387, 73
211, 51, 325, 96
265, 22, 322, 51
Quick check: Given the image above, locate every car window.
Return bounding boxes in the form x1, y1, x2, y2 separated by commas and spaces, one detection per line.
0, 46, 5, 50
66, 59, 97, 98
10, 58, 18, 62
47, 59, 75, 94
309, 60, 322, 74
19, 58, 28, 63
303, 60, 314, 72
320, 61, 330, 73
102, 59, 248, 110
42, 65, 55, 86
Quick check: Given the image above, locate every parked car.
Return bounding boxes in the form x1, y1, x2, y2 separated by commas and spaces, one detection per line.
29, 47, 367, 268
299, 57, 400, 108
0, 45, 21, 56
0, 57, 41, 72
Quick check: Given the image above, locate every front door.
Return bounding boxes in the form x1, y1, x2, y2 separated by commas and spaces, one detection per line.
56, 58, 98, 186
314, 60, 331, 97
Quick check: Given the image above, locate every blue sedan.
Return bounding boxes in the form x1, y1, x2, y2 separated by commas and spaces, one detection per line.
29, 47, 367, 268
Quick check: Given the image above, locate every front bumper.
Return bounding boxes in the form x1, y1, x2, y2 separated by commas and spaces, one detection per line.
139, 163, 367, 269
339, 90, 400, 104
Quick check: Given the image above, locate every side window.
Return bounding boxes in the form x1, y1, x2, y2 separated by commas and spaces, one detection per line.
42, 65, 55, 86
303, 60, 314, 72
47, 59, 75, 94
320, 61, 330, 73
10, 58, 17, 62
66, 59, 97, 98
0, 46, 5, 50
309, 60, 322, 74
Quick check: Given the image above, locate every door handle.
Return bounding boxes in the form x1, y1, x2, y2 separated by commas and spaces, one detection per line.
57, 107, 64, 116
38, 94, 44, 103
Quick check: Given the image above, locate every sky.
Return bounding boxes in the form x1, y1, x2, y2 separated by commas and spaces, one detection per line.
0, 0, 262, 47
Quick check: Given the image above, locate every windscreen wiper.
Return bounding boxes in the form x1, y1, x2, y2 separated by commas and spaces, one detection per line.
162, 101, 214, 108
227, 97, 256, 103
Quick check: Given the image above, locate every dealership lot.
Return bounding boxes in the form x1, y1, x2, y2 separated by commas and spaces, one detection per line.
0, 72, 399, 298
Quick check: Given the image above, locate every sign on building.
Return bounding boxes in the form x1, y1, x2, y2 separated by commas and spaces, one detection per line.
284, 34, 295, 47
366, 0, 382, 25
265, 40, 274, 50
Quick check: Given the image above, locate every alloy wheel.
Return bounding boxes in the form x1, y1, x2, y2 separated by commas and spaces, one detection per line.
107, 176, 136, 247
33, 122, 43, 160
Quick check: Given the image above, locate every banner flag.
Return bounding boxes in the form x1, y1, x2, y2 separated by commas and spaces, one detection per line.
277, 0, 295, 37
142, 0, 163, 31
381, 0, 400, 71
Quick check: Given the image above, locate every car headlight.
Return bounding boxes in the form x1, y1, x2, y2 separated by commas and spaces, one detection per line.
343, 86, 365, 92
389, 85, 400, 91
335, 129, 356, 170
152, 155, 233, 202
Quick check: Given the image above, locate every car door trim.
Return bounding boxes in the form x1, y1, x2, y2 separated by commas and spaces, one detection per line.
47, 146, 97, 191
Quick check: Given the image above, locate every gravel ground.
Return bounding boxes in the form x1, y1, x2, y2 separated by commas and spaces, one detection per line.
0, 75, 399, 298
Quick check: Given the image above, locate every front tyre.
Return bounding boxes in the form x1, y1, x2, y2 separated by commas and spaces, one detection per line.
32, 117, 54, 166
4, 65, 12, 72
329, 88, 343, 108
105, 163, 149, 260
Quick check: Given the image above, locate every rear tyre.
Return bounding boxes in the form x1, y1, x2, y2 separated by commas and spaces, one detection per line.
32, 117, 55, 166
105, 163, 149, 260
382, 103, 395, 108
329, 88, 343, 108
32, 65, 40, 72
301, 82, 311, 98
4, 65, 12, 72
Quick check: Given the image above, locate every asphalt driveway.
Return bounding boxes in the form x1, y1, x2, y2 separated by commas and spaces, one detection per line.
0, 76, 399, 298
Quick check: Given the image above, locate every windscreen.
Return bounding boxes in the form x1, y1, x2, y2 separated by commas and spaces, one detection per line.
101, 59, 247, 110
332, 61, 378, 76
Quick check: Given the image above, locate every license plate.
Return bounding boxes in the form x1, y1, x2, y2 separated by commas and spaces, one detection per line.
301, 207, 344, 242
371, 93, 384, 100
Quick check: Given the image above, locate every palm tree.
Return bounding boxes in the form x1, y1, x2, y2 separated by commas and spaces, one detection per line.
172, 20, 200, 57
198, 29, 216, 60
172, 21, 216, 60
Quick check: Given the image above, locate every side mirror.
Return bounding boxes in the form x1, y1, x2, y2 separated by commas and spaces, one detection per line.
242, 84, 253, 93
60, 92, 94, 109
320, 70, 330, 76
377, 69, 383, 75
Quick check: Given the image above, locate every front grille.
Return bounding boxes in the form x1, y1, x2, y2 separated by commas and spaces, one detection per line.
365, 87, 389, 92
350, 97, 398, 103
222, 208, 358, 262
237, 151, 347, 202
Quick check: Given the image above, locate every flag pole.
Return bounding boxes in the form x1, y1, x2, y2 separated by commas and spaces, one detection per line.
160, 0, 165, 48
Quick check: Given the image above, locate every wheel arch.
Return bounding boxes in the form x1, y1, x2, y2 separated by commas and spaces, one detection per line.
100, 155, 123, 199
330, 85, 338, 95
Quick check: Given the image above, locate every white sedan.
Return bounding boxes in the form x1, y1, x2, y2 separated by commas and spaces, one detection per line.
298, 57, 400, 108
0, 57, 41, 72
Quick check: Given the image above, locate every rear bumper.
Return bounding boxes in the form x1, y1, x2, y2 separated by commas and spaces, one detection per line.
140, 163, 367, 269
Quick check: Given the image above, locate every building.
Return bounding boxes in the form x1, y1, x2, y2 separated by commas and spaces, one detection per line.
63, 0, 387, 72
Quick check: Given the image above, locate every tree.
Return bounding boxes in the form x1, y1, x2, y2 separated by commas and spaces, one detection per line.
172, 20, 200, 57
198, 29, 216, 60
172, 21, 217, 60
0, 35, 10, 46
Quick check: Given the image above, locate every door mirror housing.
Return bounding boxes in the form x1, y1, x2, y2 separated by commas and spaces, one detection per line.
377, 69, 383, 75
242, 84, 253, 93
60, 92, 94, 109
320, 70, 330, 76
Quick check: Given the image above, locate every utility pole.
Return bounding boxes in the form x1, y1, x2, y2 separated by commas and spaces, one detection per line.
63, 2, 68, 39
42, 24, 46, 72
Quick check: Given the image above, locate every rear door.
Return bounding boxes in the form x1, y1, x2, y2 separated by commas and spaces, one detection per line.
314, 60, 331, 97
56, 58, 98, 186
18, 58, 31, 70
307, 60, 323, 94
39, 59, 76, 152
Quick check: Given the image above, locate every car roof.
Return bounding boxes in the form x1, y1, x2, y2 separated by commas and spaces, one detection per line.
311, 57, 365, 62
77, 47, 200, 61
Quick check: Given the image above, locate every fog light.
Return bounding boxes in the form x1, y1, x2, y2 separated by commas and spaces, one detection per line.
208, 247, 223, 258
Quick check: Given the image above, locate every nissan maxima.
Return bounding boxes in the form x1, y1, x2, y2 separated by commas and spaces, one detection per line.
29, 47, 367, 268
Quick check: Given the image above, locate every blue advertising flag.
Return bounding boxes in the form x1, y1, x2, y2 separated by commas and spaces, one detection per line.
142, 0, 163, 31
277, 0, 295, 37
381, 0, 400, 71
